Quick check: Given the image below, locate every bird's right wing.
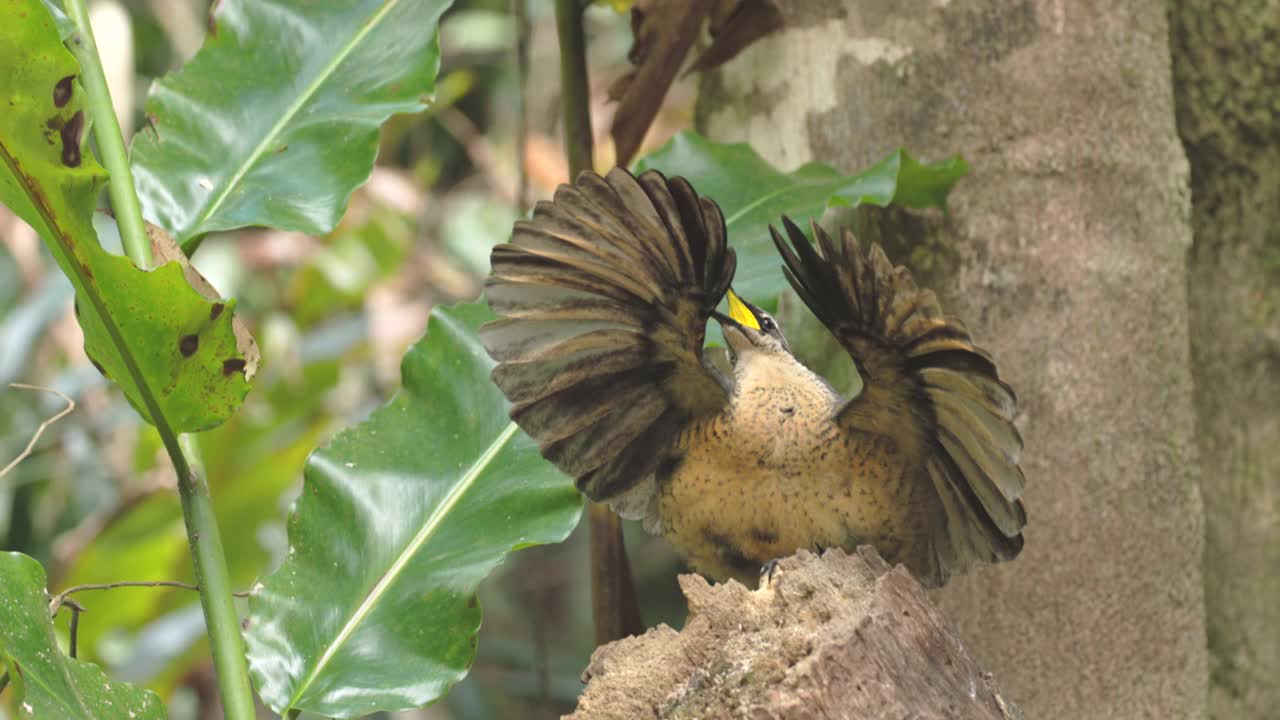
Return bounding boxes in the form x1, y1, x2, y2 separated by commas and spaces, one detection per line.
482, 168, 736, 506
771, 218, 1026, 586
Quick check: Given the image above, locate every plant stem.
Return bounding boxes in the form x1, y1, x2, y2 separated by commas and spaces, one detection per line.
513, 0, 530, 215
58, 4, 255, 718
553, 0, 643, 647
171, 456, 257, 720
63, 0, 152, 269
587, 505, 643, 643
554, 0, 593, 177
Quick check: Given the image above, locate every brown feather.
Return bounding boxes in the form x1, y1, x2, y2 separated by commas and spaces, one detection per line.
771, 216, 1026, 585
484, 168, 735, 502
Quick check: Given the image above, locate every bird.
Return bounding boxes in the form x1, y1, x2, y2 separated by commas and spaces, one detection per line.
481, 167, 1025, 588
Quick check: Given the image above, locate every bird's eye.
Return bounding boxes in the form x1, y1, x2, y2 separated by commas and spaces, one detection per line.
760, 316, 776, 332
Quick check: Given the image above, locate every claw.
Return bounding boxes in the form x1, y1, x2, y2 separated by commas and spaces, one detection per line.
760, 558, 782, 586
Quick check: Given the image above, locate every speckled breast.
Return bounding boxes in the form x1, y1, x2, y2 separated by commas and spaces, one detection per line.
656, 365, 917, 585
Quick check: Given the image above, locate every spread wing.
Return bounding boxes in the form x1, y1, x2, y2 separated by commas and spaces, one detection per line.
482, 168, 736, 504
771, 217, 1026, 586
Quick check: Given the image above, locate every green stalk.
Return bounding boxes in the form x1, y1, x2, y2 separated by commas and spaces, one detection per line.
63, 0, 151, 268
554, 0, 594, 177
60, 4, 255, 719
513, 0, 530, 214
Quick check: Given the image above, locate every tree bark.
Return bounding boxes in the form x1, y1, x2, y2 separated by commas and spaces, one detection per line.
569, 548, 1020, 720
698, 2, 1208, 718
1170, 2, 1280, 717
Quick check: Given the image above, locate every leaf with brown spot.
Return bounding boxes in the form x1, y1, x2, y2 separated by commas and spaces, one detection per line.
148, 222, 260, 379
222, 358, 247, 376
609, 0, 782, 166
0, 1, 257, 432
58, 109, 84, 166
52, 75, 74, 107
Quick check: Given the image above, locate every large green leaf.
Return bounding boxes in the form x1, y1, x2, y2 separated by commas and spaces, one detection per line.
0, 0, 255, 432
0, 552, 165, 719
130, 0, 454, 249
244, 303, 583, 718
634, 131, 968, 302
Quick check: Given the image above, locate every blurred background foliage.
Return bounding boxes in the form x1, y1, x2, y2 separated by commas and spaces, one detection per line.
0, 1, 698, 717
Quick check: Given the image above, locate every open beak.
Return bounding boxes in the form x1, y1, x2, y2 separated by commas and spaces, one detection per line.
710, 309, 736, 328
725, 289, 761, 330
711, 289, 758, 356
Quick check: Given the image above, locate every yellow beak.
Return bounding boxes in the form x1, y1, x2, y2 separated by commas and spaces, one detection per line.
726, 289, 760, 331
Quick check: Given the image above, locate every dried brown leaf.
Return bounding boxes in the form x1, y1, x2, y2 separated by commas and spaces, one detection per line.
687, 0, 783, 75
608, 0, 783, 167
609, 1, 714, 166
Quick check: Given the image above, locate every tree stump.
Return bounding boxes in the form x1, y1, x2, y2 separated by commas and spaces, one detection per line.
567, 548, 1020, 720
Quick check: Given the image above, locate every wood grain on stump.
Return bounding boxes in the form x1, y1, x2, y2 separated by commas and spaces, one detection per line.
568, 548, 1020, 720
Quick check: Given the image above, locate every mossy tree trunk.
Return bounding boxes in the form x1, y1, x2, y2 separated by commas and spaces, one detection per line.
698, 2, 1209, 718
1171, 2, 1280, 717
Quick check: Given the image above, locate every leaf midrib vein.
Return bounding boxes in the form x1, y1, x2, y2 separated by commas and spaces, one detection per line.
285, 420, 521, 710
189, 0, 403, 235
723, 177, 833, 228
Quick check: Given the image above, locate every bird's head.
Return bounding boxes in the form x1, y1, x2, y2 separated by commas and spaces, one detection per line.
712, 289, 791, 362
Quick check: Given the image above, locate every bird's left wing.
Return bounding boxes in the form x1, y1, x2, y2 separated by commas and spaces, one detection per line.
482, 168, 735, 505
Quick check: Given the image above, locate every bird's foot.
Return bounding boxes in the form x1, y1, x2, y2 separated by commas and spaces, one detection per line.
760, 558, 782, 586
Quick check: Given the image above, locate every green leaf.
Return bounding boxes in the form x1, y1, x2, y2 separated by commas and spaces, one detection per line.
0, 552, 166, 720
130, 0, 455, 249
245, 303, 583, 718
39, 0, 74, 39
634, 131, 968, 303
0, 0, 256, 432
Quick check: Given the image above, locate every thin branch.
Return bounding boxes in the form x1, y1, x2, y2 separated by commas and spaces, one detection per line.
0, 384, 75, 479
50, 581, 251, 660
50, 580, 252, 617
513, 0, 531, 215
67, 602, 81, 658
